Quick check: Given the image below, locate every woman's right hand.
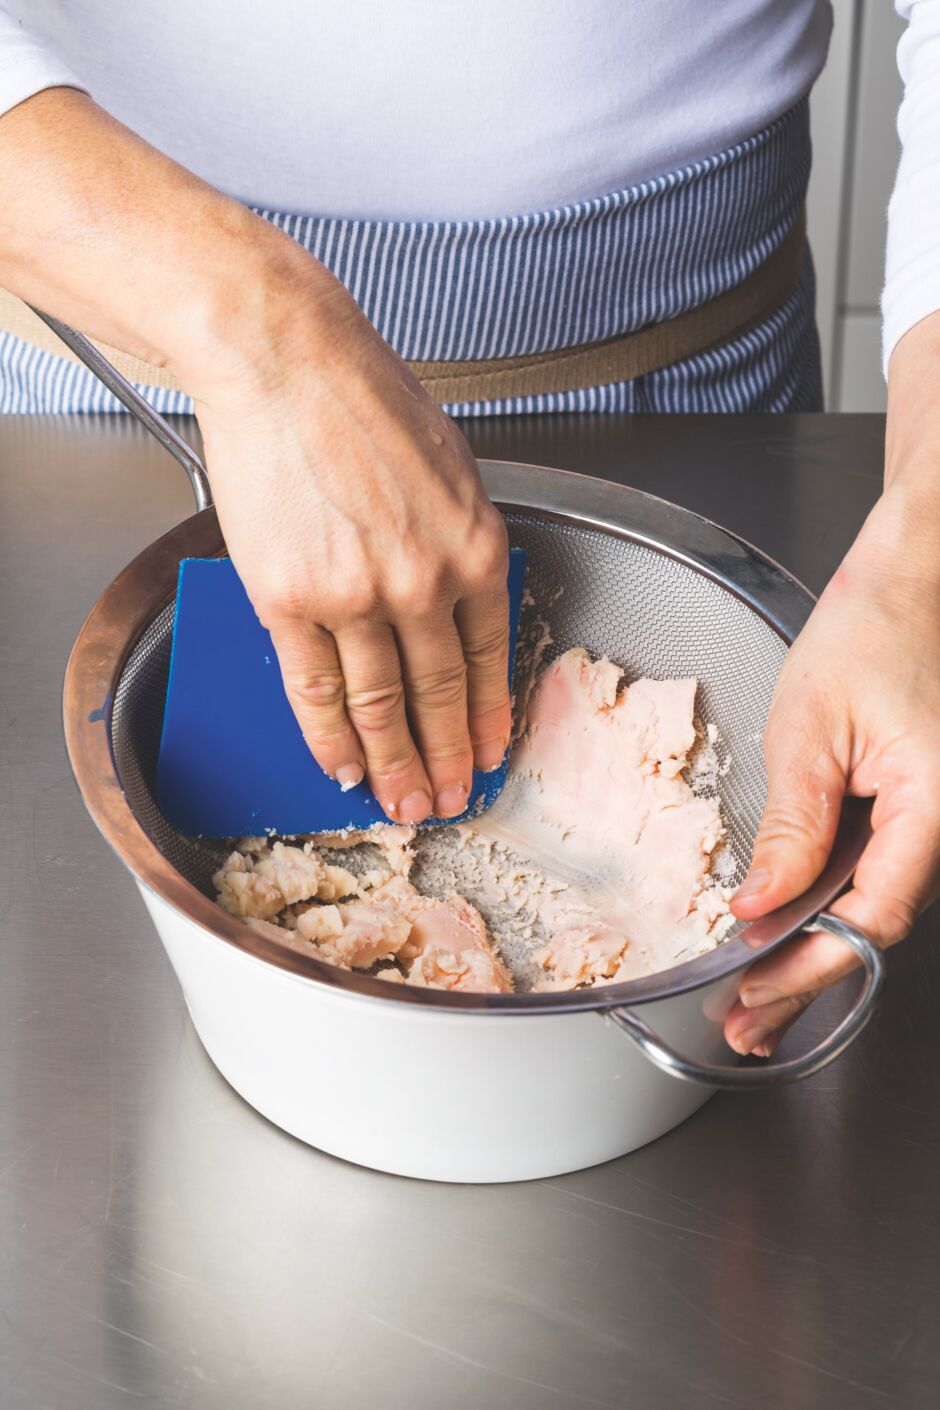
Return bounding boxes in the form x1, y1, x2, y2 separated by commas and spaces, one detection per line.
0, 88, 512, 826
185, 253, 512, 826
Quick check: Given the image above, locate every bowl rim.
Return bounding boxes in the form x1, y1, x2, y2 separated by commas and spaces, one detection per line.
63, 459, 869, 1015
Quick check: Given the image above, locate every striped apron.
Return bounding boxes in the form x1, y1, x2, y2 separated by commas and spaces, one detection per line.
0, 98, 821, 416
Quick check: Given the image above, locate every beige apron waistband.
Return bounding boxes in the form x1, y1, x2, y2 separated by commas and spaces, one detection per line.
0, 209, 805, 406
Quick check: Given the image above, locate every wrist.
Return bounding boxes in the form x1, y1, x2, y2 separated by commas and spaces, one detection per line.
831, 479, 940, 613
163, 205, 345, 403
863, 311, 940, 595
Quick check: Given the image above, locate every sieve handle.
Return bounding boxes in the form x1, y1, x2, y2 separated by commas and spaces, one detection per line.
607, 913, 886, 1088
27, 306, 213, 513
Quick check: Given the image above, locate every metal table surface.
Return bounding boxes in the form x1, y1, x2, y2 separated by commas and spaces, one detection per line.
1, 413, 937, 1410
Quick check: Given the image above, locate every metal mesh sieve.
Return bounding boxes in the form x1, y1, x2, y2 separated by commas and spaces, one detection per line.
50, 347, 882, 1058
109, 505, 788, 922
58, 445, 885, 1071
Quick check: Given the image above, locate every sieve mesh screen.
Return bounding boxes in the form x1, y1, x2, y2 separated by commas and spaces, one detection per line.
110, 510, 787, 909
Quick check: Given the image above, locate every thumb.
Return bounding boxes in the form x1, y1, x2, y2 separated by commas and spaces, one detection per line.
731, 717, 846, 921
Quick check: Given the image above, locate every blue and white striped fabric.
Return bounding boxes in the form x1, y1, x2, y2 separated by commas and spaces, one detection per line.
0, 98, 821, 416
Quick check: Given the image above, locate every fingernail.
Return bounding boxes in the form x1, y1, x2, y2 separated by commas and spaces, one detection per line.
474, 738, 506, 772
740, 983, 785, 1009
734, 867, 771, 902
732, 1023, 773, 1055
434, 783, 468, 818
398, 789, 432, 824
335, 763, 365, 792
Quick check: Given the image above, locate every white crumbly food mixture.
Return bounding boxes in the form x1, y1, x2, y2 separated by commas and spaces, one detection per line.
215, 828, 513, 993
213, 647, 735, 993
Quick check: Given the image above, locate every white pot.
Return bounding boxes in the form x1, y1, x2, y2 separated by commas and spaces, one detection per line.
140, 885, 736, 1183
65, 460, 883, 1186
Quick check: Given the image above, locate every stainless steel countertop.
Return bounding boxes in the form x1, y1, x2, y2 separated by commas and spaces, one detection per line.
1, 413, 937, 1410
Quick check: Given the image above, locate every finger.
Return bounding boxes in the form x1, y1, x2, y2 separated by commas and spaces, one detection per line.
723, 989, 816, 1056
753, 1014, 804, 1060
829, 773, 940, 944
335, 622, 433, 824
396, 615, 473, 818
736, 776, 940, 1009
455, 583, 512, 772
268, 619, 365, 790
731, 718, 846, 921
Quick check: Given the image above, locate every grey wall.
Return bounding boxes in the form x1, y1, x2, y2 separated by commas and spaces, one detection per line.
808, 0, 905, 411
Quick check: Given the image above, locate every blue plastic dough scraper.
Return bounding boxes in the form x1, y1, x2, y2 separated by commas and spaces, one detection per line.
156, 546, 527, 837
22, 305, 528, 841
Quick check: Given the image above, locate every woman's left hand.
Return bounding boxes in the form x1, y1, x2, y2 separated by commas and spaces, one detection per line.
723, 470, 940, 1059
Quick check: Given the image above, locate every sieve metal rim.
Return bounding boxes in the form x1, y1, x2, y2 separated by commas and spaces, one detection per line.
485, 460, 816, 644
63, 459, 870, 1017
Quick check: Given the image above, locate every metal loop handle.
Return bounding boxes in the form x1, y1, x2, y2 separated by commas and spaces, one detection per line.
608, 913, 886, 1088
28, 306, 213, 513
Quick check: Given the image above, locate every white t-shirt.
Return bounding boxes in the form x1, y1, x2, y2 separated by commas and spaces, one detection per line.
0, 1, 932, 371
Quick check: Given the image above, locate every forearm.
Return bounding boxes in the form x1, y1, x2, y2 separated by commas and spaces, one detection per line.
886, 311, 940, 505
881, 2, 940, 533
0, 87, 335, 393
726, 298, 940, 1060
812, 311, 940, 621
838, 312, 940, 605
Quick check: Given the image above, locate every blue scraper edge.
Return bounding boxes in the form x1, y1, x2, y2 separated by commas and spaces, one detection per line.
156, 547, 527, 837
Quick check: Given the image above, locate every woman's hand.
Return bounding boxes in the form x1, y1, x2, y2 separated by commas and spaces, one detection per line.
0, 89, 511, 826
188, 264, 511, 826
724, 317, 940, 1057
